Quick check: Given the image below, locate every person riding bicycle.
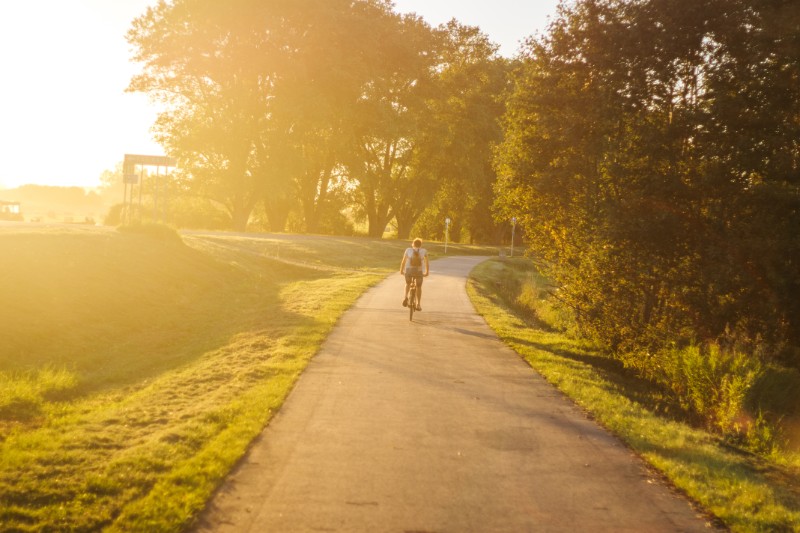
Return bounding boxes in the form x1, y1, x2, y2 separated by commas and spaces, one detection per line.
400, 238, 429, 311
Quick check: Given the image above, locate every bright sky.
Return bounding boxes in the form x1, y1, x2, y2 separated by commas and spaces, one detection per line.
0, 0, 560, 190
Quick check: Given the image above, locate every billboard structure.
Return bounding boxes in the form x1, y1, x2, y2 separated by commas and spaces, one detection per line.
122, 154, 177, 225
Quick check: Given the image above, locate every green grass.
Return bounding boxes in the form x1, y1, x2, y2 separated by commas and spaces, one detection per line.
183, 232, 498, 272
467, 258, 800, 532
20, 228, 793, 531
0, 226, 498, 531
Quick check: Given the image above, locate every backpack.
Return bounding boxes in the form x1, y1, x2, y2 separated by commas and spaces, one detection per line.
410, 248, 422, 267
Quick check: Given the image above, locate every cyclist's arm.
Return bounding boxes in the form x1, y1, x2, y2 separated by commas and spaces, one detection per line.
400, 253, 407, 274
424, 254, 430, 276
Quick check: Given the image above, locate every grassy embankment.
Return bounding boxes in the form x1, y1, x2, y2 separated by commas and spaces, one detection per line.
0, 225, 493, 532
467, 257, 800, 532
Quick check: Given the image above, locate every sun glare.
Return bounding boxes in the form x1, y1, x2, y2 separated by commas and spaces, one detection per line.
0, 0, 557, 191
0, 0, 161, 190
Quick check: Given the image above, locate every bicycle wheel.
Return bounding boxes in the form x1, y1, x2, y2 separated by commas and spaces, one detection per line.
408, 285, 416, 321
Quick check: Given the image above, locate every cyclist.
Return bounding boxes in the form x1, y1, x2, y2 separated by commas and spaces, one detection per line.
400, 238, 429, 311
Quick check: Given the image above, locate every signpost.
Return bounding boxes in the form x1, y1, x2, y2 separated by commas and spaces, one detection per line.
511, 217, 517, 257
445, 217, 451, 254
122, 154, 177, 225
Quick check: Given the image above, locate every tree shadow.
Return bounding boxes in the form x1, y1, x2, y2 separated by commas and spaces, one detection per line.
507, 333, 694, 425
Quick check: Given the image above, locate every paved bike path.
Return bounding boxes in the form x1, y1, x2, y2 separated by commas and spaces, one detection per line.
194, 256, 712, 532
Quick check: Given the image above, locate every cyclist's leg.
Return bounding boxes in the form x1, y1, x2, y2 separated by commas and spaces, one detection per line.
403, 273, 412, 306
415, 274, 423, 310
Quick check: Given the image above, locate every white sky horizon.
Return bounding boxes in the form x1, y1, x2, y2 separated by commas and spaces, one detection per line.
0, 0, 560, 190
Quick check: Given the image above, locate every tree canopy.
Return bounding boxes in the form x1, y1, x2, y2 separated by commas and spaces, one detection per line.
127, 0, 508, 239
494, 0, 800, 368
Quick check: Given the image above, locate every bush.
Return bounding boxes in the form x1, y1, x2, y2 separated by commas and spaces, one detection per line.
750, 365, 800, 417
168, 197, 231, 230
664, 342, 763, 435
496, 258, 785, 451
105, 203, 124, 225
747, 366, 800, 452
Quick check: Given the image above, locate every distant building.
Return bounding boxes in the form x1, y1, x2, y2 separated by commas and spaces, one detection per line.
0, 200, 23, 221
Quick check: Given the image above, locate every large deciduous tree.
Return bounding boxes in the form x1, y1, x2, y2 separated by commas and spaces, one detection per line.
128, 0, 399, 233
128, 0, 287, 231
414, 21, 509, 244
269, 0, 394, 234
342, 12, 439, 238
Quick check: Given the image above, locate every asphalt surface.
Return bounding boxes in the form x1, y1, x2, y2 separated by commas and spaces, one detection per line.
193, 256, 713, 532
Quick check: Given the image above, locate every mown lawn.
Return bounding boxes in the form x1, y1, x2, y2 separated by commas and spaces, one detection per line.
0, 225, 498, 531
467, 257, 800, 533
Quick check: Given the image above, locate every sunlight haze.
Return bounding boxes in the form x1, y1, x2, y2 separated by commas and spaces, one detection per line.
0, 0, 559, 190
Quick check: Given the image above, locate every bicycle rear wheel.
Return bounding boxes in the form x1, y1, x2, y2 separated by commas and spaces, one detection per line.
408, 285, 416, 321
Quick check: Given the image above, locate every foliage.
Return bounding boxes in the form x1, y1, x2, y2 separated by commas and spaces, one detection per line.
480, 257, 577, 334
410, 22, 510, 243
126, 2, 510, 240
342, 11, 437, 238
167, 195, 231, 230
662, 342, 764, 435
493, 0, 800, 372
128, 0, 283, 231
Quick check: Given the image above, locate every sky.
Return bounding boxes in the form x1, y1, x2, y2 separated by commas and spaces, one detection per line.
0, 0, 560, 190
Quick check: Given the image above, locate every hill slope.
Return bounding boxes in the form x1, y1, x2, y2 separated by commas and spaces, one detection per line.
0, 227, 399, 530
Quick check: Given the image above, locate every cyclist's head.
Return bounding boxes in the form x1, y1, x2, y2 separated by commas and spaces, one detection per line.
412, 238, 422, 249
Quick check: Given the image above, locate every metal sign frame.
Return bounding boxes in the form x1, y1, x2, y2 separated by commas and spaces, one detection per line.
121, 154, 178, 225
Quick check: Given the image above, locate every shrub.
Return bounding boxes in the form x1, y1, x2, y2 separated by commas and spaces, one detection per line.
515, 274, 575, 333
665, 342, 763, 435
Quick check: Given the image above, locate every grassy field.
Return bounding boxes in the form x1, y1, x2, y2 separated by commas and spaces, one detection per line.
468, 257, 800, 532
0, 225, 497, 532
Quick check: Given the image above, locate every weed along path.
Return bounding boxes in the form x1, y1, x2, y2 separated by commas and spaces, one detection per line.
193, 256, 711, 532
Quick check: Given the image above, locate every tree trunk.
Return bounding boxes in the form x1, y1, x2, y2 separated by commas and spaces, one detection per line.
366, 203, 393, 238
396, 214, 414, 239
264, 196, 290, 232
231, 206, 251, 232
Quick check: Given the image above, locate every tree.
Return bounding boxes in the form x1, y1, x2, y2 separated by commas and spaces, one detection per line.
254, 0, 387, 234
494, 0, 800, 368
413, 21, 509, 244
341, 12, 440, 238
128, 0, 287, 231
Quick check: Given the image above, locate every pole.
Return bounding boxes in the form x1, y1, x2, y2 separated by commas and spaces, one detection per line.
128, 178, 135, 225
445, 217, 451, 254
138, 167, 144, 223
511, 217, 516, 257
163, 168, 169, 224
122, 182, 128, 225
153, 165, 160, 223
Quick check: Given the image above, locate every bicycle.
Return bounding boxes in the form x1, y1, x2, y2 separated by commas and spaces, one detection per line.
408, 276, 418, 321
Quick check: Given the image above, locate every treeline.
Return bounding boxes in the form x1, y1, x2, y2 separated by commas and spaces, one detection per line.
127, 0, 508, 242
494, 0, 800, 402
129, 0, 800, 427
1, 185, 109, 219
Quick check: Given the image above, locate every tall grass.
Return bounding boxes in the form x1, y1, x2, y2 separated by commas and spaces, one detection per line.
663, 342, 764, 435
0, 366, 78, 420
